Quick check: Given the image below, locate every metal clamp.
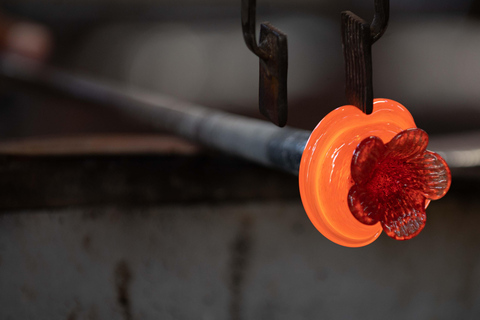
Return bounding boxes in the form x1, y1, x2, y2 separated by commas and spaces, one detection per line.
241, 0, 288, 127
342, 0, 389, 114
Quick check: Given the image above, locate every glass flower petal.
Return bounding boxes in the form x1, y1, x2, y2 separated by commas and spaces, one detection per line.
381, 192, 426, 240
348, 185, 380, 225
410, 151, 451, 200
351, 136, 386, 183
385, 128, 428, 160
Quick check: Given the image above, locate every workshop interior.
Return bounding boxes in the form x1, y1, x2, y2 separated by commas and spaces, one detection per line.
1, 0, 480, 319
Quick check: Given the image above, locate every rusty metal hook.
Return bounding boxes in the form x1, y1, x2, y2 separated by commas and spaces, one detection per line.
342, 0, 389, 114
241, 0, 288, 127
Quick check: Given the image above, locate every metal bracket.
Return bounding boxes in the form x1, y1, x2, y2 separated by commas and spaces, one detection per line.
241, 0, 288, 127
342, 0, 389, 114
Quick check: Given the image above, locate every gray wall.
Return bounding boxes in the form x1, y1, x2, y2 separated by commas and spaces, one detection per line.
1, 194, 479, 320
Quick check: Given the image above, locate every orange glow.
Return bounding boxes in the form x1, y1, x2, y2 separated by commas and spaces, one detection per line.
298, 99, 417, 247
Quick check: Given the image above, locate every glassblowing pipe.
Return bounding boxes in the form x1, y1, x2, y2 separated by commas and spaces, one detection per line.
0, 55, 479, 174
0, 55, 310, 174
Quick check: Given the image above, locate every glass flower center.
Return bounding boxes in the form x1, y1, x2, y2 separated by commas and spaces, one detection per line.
365, 157, 420, 201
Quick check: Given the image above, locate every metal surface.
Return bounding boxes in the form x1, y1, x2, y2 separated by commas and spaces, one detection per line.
0, 55, 306, 174
241, 0, 288, 127
342, 0, 389, 114
1, 55, 479, 176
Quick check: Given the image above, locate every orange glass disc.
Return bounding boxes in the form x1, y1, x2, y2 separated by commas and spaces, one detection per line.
299, 99, 417, 247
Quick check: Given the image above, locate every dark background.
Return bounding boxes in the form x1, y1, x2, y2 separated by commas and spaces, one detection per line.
1, 1, 480, 319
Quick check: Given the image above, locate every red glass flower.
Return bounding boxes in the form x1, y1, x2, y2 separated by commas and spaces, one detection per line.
348, 128, 451, 240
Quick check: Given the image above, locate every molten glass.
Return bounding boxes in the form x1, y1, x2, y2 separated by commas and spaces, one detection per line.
348, 128, 451, 240
299, 99, 427, 247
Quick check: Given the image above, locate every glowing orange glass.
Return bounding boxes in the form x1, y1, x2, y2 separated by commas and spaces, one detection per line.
299, 99, 418, 247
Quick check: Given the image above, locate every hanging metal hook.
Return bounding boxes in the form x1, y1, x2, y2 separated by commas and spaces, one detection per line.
342, 0, 389, 114
241, 0, 288, 127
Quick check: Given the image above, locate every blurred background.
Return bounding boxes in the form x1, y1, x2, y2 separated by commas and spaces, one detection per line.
1, 0, 480, 319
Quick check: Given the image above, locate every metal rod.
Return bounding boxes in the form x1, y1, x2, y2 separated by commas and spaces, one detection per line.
0, 55, 308, 174
1, 56, 479, 174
